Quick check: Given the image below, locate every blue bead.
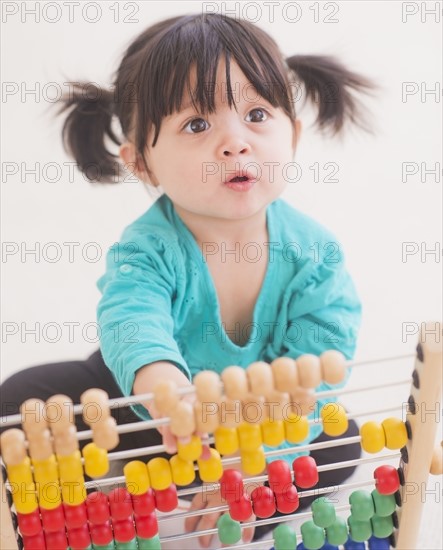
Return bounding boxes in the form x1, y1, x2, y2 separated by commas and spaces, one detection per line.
368, 535, 391, 550
297, 544, 338, 550
344, 538, 366, 550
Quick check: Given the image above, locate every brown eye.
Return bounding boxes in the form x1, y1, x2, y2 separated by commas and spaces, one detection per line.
247, 108, 268, 123
184, 118, 208, 134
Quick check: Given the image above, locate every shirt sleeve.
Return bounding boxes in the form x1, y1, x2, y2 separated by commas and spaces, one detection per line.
96, 229, 191, 407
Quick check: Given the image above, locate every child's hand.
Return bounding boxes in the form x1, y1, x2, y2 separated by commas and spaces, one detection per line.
184, 488, 255, 548
145, 390, 196, 454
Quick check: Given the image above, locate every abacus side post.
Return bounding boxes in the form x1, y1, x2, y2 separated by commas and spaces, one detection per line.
395, 321, 442, 550
0, 475, 18, 550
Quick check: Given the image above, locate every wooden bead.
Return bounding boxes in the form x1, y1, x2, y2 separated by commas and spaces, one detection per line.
382, 417, 408, 450
219, 396, 243, 428
246, 361, 273, 396
290, 388, 317, 416
44, 394, 74, 433
153, 380, 179, 416
430, 442, 443, 475
320, 350, 347, 385
221, 366, 249, 400
80, 389, 111, 424
20, 399, 48, 436
83, 443, 109, 479
0, 429, 27, 465
169, 401, 196, 438
296, 354, 322, 389
92, 417, 119, 450
271, 357, 299, 393
53, 425, 79, 456
194, 400, 219, 433
194, 371, 222, 403
27, 429, 53, 461
321, 403, 348, 437
263, 390, 290, 421
241, 393, 265, 424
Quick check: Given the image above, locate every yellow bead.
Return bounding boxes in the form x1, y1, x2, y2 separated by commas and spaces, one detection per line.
237, 422, 262, 452
38, 479, 62, 510
82, 443, 109, 478
284, 413, 309, 443
32, 455, 58, 486
321, 403, 348, 437
170, 455, 196, 486
147, 457, 172, 490
360, 422, 386, 453
240, 447, 266, 475
57, 451, 83, 481
124, 460, 150, 495
12, 482, 39, 514
177, 435, 203, 462
197, 448, 223, 482
261, 419, 285, 446
214, 426, 239, 456
382, 418, 408, 450
61, 476, 86, 505
6, 457, 33, 485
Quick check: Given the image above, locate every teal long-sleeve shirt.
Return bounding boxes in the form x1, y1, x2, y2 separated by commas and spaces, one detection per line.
96, 193, 362, 463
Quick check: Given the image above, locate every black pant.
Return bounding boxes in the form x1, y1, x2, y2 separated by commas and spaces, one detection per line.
0, 349, 361, 540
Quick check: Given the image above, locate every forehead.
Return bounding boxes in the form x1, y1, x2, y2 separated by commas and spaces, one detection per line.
178, 58, 260, 112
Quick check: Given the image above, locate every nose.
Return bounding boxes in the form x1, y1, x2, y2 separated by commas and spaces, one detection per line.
217, 119, 252, 158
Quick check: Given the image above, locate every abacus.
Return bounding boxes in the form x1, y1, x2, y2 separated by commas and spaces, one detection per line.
1, 322, 441, 550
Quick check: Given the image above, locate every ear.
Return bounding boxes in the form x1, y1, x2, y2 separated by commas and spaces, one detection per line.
119, 142, 156, 185
292, 118, 302, 154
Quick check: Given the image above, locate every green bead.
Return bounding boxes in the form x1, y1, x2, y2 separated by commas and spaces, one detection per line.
347, 515, 372, 542
371, 514, 394, 538
371, 489, 396, 517
273, 523, 297, 550
115, 540, 137, 550
311, 497, 336, 528
136, 535, 161, 550
92, 544, 115, 550
300, 520, 325, 550
349, 490, 375, 521
217, 513, 242, 545
325, 516, 348, 545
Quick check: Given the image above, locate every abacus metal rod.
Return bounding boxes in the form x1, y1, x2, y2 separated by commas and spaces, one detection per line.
78, 448, 399, 492
76, 403, 402, 443
0, 354, 414, 429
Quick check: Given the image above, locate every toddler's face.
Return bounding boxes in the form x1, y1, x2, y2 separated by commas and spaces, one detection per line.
131, 58, 300, 225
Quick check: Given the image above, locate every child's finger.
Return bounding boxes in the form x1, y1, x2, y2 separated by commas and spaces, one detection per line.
196, 510, 221, 548
184, 492, 204, 533
162, 426, 178, 454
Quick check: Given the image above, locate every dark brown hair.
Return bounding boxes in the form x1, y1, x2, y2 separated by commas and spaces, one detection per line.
54, 13, 376, 185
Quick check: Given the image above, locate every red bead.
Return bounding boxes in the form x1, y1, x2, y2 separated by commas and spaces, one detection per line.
229, 493, 253, 521
17, 510, 42, 536
155, 484, 178, 512
90, 521, 113, 545
275, 484, 299, 513
134, 511, 159, 538
293, 456, 319, 488
63, 502, 87, 529
40, 505, 65, 532
113, 518, 136, 543
251, 486, 276, 518
268, 460, 292, 494
131, 489, 156, 515
374, 465, 400, 495
108, 487, 133, 520
45, 530, 68, 550
220, 469, 244, 503
86, 491, 110, 524
67, 525, 91, 549
23, 532, 46, 550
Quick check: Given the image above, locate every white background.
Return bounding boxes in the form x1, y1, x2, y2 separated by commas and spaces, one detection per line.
1, 1, 442, 548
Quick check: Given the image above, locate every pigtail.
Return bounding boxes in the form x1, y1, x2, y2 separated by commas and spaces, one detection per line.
55, 83, 121, 183
286, 55, 376, 135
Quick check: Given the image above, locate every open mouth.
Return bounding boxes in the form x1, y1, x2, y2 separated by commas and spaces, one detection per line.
229, 176, 249, 183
